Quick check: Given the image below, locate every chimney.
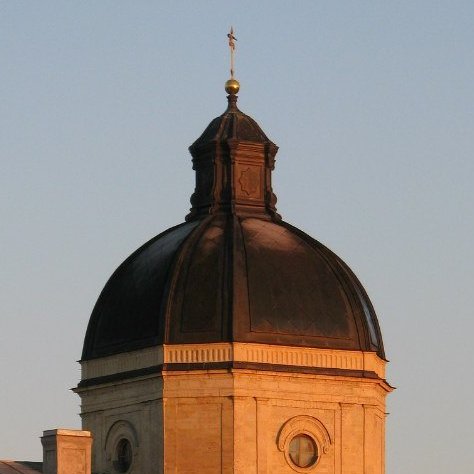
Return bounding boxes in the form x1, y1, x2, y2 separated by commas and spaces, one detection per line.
41, 430, 92, 474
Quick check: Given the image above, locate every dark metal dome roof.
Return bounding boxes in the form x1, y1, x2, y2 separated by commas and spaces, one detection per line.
81, 94, 385, 360
82, 215, 384, 360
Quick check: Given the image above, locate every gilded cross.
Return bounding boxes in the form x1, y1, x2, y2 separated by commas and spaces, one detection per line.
227, 27, 237, 78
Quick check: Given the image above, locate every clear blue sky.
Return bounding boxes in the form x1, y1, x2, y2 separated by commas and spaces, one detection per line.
1, 2, 473, 472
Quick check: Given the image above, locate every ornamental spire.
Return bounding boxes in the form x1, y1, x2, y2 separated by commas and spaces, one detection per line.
225, 27, 240, 95
228, 26, 237, 78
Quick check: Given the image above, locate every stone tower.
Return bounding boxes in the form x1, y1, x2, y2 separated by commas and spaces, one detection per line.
75, 81, 392, 474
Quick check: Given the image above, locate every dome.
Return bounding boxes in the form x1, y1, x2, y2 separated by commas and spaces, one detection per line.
82, 215, 384, 360
190, 94, 270, 147
82, 94, 384, 361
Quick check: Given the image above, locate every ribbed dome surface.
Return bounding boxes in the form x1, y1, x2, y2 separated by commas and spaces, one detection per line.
82, 93, 385, 361
191, 99, 269, 148
82, 214, 384, 360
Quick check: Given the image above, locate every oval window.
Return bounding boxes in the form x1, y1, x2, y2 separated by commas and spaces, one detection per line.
288, 434, 318, 468
113, 438, 133, 473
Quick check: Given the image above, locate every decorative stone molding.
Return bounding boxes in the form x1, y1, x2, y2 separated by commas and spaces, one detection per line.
277, 416, 332, 472
165, 343, 232, 364
81, 346, 163, 380
104, 420, 139, 473
80, 342, 386, 381
233, 344, 363, 371
163, 343, 385, 378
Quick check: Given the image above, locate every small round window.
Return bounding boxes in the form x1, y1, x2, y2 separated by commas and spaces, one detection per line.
113, 438, 133, 473
288, 434, 318, 468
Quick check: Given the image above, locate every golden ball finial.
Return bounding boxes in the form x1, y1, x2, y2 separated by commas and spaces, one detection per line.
225, 78, 240, 95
